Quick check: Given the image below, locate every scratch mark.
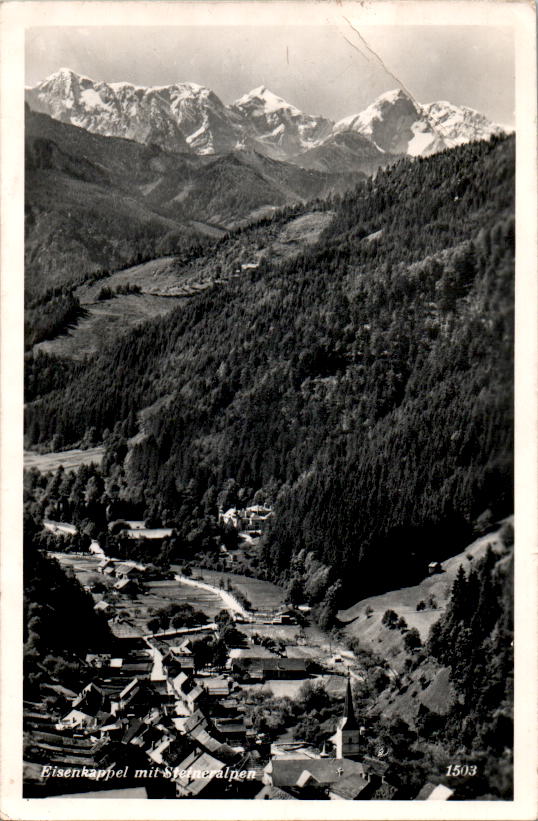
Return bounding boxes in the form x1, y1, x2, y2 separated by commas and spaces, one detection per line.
342, 15, 421, 109
341, 16, 445, 144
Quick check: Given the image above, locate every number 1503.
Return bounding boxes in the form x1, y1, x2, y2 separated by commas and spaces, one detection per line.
446, 764, 477, 776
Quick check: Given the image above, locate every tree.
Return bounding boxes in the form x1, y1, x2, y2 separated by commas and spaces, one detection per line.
382, 609, 399, 629
404, 628, 422, 652
286, 576, 304, 605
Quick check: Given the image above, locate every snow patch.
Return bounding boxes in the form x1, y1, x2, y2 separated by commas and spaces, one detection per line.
80, 88, 110, 110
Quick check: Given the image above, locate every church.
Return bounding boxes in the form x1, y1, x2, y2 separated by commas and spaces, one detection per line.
331, 676, 362, 759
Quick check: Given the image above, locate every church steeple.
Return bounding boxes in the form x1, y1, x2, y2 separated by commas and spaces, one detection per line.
342, 676, 360, 730
333, 675, 361, 759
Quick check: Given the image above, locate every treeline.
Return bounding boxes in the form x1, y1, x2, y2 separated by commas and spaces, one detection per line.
25, 135, 514, 606
25, 350, 83, 403
25, 288, 85, 348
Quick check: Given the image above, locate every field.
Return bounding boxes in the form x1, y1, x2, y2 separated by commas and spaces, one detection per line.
24, 447, 105, 473
34, 293, 186, 361
51, 553, 223, 634
187, 567, 285, 613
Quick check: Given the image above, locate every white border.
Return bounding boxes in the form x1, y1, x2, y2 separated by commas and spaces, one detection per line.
1, 2, 536, 820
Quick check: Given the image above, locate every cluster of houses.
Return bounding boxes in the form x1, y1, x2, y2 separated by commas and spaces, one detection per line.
94, 558, 148, 600
25, 629, 412, 801
218, 505, 274, 535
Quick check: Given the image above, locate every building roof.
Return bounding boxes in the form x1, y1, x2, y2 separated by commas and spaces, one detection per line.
329, 772, 369, 799
416, 782, 454, 800
122, 718, 146, 744
255, 784, 297, 800
269, 757, 364, 788
235, 657, 306, 672
119, 678, 139, 699
41, 683, 78, 700
114, 578, 136, 590
174, 750, 226, 795
115, 563, 141, 577
203, 677, 231, 695
229, 647, 276, 659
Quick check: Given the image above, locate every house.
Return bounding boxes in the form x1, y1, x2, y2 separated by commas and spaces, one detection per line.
203, 676, 232, 699
55, 682, 115, 731
173, 750, 228, 798
242, 504, 274, 534
329, 772, 374, 800
255, 784, 297, 800
168, 639, 195, 673
115, 562, 145, 580
71, 682, 111, 715
416, 782, 454, 800
168, 672, 205, 713
94, 600, 114, 616
55, 708, 99, 731
428, 561, 443, 575
213, 716, 247, 744
89, 540, 105, 556
112, 678, 141, 713
219, 508, 243, 530
218, 504, 274, 534
271, 610, 296, 625
231, 657, 307, 681
264, 757, 368, 791
98, 559, 116, 576
114, 577, 139, 595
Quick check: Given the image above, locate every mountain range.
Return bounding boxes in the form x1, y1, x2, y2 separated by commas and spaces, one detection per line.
26, 69, 505, 164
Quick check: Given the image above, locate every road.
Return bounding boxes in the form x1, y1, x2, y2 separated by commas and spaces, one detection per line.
173, 573, 253, 621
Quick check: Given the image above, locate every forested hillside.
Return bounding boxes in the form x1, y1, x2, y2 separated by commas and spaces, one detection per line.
357, 534, 514, 800
24, 513, 113, 697
25, 135, 514, 607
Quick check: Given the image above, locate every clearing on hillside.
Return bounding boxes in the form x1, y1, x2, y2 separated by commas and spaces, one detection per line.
24, 446, 105, 473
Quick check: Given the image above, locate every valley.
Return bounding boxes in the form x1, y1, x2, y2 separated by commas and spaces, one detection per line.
22, 66, 515, 799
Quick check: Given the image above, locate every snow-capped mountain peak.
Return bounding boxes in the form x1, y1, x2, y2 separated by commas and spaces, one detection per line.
25, 70, 507, 163
234, 86, 301, 116
231, 86, 333, 157
334, 87, 505, 157
421, 100, 505, 146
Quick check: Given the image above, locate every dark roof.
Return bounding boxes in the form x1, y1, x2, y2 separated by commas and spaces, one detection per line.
122, 718, 145, 744
256, 784, 297, 800
236, 657, 306, 671
329, 773, 369, 799
269, 757, 364, 787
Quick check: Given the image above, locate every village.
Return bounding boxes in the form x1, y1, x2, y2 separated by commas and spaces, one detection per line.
24, 503, 455, 802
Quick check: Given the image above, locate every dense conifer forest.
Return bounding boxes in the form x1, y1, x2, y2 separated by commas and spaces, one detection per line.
25, 135, 514, 609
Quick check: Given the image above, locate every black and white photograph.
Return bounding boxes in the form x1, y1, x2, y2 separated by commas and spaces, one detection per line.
1, 1, 536, 818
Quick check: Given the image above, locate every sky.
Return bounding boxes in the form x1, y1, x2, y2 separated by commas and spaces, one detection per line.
25, 24, 515, 126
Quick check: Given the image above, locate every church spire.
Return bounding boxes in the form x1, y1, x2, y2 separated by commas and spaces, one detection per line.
342, 675, 360, 730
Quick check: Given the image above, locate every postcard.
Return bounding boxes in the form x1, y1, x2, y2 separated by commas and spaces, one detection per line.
1, 1, 536, 819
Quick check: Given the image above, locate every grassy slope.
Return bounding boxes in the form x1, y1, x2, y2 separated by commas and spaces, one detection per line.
339, 525, 506, 651
23, 446, 105, 472
32, 211, 334, 361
